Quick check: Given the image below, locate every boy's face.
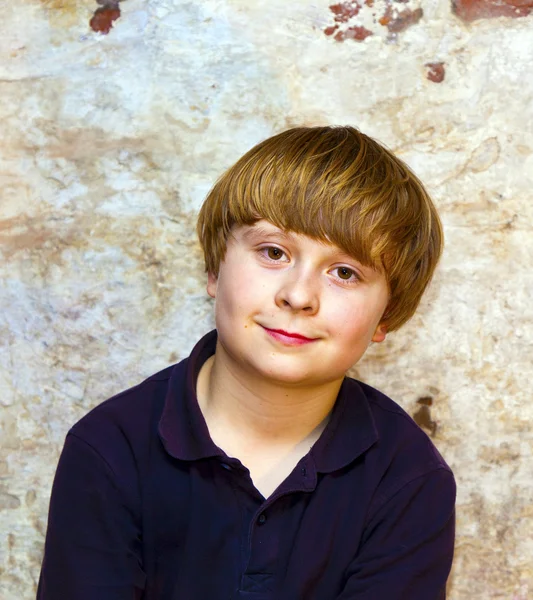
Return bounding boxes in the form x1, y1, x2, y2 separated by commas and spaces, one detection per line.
207, 220, 389, 389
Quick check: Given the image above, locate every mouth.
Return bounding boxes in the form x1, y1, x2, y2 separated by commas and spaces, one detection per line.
269, 329, 314, 340
261, 326, 318, 345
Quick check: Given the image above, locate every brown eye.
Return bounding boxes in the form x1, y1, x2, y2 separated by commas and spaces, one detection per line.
337, 267, 354, 280
266, 247, 283, 260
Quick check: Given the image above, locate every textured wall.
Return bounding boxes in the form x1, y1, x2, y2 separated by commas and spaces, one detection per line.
1, 0, 532, 598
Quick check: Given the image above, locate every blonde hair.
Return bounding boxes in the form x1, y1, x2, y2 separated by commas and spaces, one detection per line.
197, 126, 443, 331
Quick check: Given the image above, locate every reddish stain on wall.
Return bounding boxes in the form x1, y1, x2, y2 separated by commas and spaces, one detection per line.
425, 62, 445, 83
324, 1, 423, 41
379, 5, 424, 32
90, 5, 121, 34
334, 25, 373, 41
330, 1, 361, 22
324, 25, 339, 36
453, 0, 533, 21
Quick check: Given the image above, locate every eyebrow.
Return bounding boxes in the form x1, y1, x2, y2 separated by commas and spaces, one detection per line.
241, 226, 294, 244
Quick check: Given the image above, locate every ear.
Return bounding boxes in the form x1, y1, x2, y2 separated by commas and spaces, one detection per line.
206, 271, 218, 299
371, 323, 387, 343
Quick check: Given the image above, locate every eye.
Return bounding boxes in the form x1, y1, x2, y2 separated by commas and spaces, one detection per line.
334, 266, 358, 282
262, 246, 286, 261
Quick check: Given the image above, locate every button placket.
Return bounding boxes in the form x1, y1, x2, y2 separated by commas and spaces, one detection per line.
240, 468, 315, 595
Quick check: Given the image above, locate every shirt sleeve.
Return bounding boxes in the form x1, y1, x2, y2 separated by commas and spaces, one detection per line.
336, 468, 456, 600
37, 432, 146, 600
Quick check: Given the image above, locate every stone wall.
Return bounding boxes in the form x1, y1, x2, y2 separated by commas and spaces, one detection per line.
1, 0, 532, 597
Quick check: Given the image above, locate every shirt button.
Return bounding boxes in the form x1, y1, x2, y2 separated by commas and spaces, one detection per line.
220, 463, 232, 471
258, 513, 267, 525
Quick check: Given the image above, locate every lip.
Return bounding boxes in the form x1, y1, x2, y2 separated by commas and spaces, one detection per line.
262, 326, 318, 346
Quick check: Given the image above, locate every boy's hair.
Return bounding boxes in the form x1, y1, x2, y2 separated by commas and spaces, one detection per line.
197, 126, 443, 331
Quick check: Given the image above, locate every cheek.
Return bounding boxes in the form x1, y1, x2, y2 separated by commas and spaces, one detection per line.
328, 301, 380, 339
215, 277, 262, 316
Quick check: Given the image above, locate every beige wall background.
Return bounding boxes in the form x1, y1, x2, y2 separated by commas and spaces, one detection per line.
1, 0, 532, 598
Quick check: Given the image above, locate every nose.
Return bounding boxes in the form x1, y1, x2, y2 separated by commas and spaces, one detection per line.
274, 267, 319, 315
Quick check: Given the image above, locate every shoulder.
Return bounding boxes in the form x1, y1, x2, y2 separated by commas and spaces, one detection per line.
68, 362, 181, 469
345, 377, 455, 509
353, 377, 451, 468
72, 363, 175, 432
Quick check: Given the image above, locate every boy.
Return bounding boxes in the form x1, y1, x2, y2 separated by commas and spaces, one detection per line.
38, 126, 455, 599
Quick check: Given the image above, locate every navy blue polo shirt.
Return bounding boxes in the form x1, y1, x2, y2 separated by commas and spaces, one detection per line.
38, 329, 455, 600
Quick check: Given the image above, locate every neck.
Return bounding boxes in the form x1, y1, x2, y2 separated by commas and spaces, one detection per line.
196, 341, 342, 447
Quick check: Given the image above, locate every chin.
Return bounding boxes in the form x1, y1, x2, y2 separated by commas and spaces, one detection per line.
259, 362, 339, 388
248, 362, 314, 386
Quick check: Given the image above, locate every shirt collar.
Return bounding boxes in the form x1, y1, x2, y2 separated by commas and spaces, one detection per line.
310, 376, 379, 473
158, 329, 379, 471
159, 329, 222, 461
